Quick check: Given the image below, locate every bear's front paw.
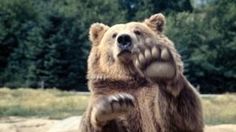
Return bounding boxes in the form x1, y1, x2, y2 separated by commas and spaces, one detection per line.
91, 93, 134, 127
134, 39, 177, 82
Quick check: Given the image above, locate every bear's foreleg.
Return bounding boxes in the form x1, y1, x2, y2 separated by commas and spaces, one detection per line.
157, 74, 204, 132
134, 38, 204, 131
79, 93, 134, 132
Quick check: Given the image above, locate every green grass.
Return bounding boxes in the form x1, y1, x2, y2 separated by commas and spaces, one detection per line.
0, 88, 88, 119
0, 88, 235, 125
202, 94, 236, 125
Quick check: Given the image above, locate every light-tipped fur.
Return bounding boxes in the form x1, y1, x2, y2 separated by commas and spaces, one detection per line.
80, 13, 204, 132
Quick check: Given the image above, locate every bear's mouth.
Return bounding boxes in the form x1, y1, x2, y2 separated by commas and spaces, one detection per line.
117, 50, 133, 63
118, 50, 132, 56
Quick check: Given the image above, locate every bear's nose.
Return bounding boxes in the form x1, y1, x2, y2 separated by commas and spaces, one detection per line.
117, 34, 132, 50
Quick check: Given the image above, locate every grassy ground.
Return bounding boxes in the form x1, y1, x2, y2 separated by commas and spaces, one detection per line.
0, 88, 88, 119
202, 94, 236, 125
0, 88, 235, 125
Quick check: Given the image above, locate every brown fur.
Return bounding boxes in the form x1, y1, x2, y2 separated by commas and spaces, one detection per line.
79, 13, 204, 132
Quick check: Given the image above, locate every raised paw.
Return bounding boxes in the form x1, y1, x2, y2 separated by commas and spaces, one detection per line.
91, 93, 135, 127
134, 38, 177, 81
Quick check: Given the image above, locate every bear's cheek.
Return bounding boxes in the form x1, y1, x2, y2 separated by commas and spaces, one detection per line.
106, 51, 115, 65
101, 44, 117, 64
112, 46, 121, 61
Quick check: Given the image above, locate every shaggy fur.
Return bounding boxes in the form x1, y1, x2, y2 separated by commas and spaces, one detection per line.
79, 13, 204, 132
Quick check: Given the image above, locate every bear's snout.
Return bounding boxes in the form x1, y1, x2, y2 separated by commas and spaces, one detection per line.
117, 34, 133, 52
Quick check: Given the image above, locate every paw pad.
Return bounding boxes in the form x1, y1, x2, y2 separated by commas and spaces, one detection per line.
134, 39, 176, 80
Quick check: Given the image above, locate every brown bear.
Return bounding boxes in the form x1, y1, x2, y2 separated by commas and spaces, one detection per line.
79, 13, 204, 132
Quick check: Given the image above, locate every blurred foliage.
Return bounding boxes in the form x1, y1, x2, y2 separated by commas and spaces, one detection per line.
166, 0, 236, 93
0, 0, 235, 93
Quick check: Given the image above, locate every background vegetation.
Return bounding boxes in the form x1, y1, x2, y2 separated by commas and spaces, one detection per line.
0, 0, 235, 93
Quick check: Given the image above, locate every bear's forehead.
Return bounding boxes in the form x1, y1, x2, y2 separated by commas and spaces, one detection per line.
108, 22, 148, 32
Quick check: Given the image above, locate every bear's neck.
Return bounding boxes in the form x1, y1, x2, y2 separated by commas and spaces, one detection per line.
88, 76, 148, 92
88, 58, 138, 80
87, 69, 137, 83
87, 55, 148, 90
87, 62, 149, 90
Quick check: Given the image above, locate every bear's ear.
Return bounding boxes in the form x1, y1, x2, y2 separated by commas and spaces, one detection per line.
144, 13, 166, 33
89, 23, 109, 45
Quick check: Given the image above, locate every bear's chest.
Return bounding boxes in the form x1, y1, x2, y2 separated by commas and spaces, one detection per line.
127, 86, 161, 132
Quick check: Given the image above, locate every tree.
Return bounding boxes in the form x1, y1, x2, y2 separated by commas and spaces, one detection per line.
118, 0, 193, 20
166, 0, 236, 93
0, 0, 235, 93
0, 0, 127, 90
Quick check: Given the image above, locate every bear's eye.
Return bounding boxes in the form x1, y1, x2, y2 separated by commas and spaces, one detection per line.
112, 33, 117, 39
134, 30, 142, 36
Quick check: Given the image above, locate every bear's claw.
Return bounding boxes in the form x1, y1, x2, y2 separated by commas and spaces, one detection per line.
134, 39, 177, 81
91, 93, 134, 127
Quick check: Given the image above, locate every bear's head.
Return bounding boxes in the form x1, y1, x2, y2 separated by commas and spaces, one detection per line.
88, 13, 169, 81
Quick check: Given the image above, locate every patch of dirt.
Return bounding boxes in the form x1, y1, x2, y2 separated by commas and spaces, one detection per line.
0, 117, 58, 132
205, 124, 236, 132
0, 116, 236, 132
